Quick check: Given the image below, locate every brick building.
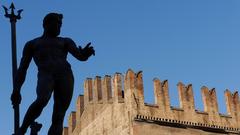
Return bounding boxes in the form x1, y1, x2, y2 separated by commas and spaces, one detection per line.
63, 69, 240, 135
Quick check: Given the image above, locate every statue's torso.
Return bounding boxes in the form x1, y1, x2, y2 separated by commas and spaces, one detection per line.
31, 37, 72, 74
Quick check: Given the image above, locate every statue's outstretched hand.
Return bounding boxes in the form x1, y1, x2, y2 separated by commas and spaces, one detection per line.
83, 42, 95, 57
11, 90, 22, 107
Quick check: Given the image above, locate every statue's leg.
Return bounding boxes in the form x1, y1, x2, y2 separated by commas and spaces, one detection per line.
20, 72, 54, 134
48, 73, 74, 135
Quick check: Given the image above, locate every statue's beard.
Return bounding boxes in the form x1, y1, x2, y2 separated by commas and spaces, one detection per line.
47, 29, 60, 37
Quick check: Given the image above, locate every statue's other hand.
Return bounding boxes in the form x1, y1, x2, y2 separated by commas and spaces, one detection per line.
83, 42, 95, 56
11, 90, 22, 106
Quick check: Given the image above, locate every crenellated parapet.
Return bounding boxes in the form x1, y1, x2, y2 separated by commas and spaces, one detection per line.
63, 69, 240, 135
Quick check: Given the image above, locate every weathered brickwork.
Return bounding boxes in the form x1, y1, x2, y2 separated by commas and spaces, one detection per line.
63, 69, 240, 135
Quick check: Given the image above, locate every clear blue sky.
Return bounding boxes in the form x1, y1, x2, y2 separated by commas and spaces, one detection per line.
1, 0, 240, 134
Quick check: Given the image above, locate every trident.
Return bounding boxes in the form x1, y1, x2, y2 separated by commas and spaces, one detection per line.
3, 3, 22, 135
3, 3, 42, 135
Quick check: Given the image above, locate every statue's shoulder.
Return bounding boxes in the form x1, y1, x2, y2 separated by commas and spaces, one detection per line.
24, 37, 42, 50
60, 37, 74, 42
26, 37, 40, 45
60, 37, 75, 45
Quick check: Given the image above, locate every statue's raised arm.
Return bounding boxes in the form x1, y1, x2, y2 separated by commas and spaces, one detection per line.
65, 38, 95, 61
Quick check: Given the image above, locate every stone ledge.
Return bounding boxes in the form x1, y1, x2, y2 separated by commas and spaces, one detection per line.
134, 114, 240, 134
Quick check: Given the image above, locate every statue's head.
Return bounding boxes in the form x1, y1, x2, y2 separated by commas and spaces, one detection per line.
43, 13, 63, 37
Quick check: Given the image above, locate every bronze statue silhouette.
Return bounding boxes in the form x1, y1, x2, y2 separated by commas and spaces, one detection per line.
11, 13, 95, 135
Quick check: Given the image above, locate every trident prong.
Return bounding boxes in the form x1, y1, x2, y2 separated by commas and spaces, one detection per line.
10, 3, 15, 14
2, 5, 10, 18
17, 9, 23, 19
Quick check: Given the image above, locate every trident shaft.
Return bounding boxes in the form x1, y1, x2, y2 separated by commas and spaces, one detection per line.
3, 3, 23, 135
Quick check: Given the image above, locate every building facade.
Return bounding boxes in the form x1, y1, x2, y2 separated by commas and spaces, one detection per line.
63, 69, 240, 135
